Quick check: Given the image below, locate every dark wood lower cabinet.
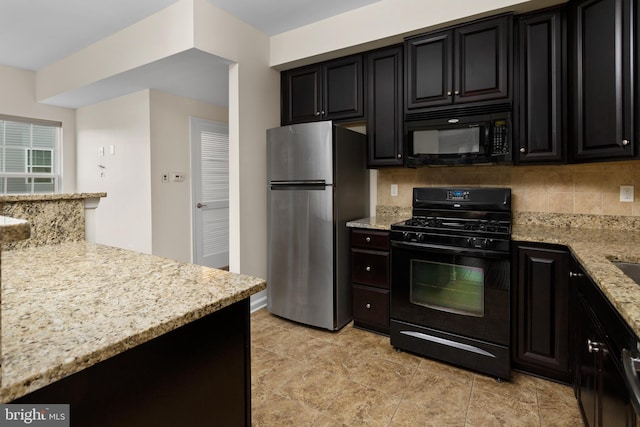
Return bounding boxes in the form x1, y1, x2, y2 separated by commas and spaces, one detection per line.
14, 299, 251, 427
350, 228, 390, 334
512, 243, 573, 383
574, 261, 637, 427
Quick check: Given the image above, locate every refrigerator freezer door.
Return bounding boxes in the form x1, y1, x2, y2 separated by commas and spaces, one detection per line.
267, 184, 335, 330
267, 121, 334, 184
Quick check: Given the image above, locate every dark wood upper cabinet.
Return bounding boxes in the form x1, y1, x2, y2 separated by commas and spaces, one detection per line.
282, 64, 323, 125
366, 45, 404, 167
281, 54, 364, 125
515, 8, 567, 164
570, 0, 636, 161
405, 15, 511, 114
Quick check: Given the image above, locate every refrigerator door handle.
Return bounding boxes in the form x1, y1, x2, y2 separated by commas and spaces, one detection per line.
270, 180, 328, 191
270, 180, 326, 186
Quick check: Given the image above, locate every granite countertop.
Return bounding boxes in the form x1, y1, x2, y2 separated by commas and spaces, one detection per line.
0, 216, 30, 244
346, 215, 409, 230
0, 241, 266, 402
347, 215, 640, 341
0, 192, 106, 203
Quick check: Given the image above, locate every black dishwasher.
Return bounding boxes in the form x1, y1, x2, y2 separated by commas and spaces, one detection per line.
573, 258, 639, 427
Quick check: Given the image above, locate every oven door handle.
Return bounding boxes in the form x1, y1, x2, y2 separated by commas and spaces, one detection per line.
391, 240, 510, 259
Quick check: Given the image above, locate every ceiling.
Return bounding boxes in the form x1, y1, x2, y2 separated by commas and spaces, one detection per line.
0, 0, 382, 108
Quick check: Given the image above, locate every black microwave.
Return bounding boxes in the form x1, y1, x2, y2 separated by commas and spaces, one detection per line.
405, 112, 512, 167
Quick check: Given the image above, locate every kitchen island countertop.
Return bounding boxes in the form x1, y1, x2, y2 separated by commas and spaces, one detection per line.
347, 215, 640, 341
0, 241, 266, 403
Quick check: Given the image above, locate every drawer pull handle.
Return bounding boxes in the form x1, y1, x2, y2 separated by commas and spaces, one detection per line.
366, 266, 371, 272
365, 303, 371, 309
365, 236, 371, 243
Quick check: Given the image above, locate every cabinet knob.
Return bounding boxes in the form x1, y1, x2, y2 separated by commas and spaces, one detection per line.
365, 266, 371, 272
397, 153, 402, 159
623, 139, 630, 146
315, 111, 320, 116
519, 147, 526, 153
454, 90, 460, 95
365, 236, 371, 243
447, 91, 452, 96
321, 111, 325, 116
569, 272, 584, 278
365, 303, 371, 309
588, 339, 603, 353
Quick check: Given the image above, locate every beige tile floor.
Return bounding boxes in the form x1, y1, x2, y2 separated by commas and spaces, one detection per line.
250, 308, 584, 427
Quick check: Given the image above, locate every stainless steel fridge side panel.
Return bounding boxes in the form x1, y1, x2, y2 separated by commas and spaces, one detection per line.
333, 126, 370, 329
267, 184, 335, 329
267, 121, 334, 184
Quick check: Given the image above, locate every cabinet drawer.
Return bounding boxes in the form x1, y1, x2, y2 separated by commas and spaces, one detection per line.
351, 229, 390, 251
353, 285, 389, 329
351, 249, 390, 289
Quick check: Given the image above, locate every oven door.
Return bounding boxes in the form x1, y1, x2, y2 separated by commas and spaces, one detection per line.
390, 240, 510, 346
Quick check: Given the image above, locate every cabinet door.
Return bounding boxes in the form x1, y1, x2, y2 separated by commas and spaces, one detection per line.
577, 295, 599, 427
513, 244, 572, 382
366, 46, 404, 167
455, 16, 511, 104
281, 64, 323, 125
571, 0, 635, 161
323, 55, 364, 120
516, 9, 566, 163
405, 30, 453, 110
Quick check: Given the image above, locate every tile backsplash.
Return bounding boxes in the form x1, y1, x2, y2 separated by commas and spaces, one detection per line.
377, 160, 640, 217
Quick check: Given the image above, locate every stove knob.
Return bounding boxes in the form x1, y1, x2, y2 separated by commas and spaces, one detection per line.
416, 233, 425, 243
403, 232, 411, 241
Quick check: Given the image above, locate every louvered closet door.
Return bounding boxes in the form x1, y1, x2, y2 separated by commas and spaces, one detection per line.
191, 118, 229, 269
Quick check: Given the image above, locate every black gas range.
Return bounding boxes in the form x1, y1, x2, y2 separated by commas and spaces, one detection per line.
390, 187, 513, 380
390, 187, 512, 252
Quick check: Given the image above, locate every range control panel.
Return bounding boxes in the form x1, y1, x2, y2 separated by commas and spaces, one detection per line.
446, 190, 470, 201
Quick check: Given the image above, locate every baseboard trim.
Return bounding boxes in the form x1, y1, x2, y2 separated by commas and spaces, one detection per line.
250, 291, 267, 313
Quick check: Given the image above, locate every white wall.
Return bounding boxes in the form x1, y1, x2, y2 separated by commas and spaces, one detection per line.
0, 65, 76, 192
39, 0, 279, 289
76, 90, 153, 253
149, 89, 228, 262
36, 0, 195, 103
193, 0, 280, 279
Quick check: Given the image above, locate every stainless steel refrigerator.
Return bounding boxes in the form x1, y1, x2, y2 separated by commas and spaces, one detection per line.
267, 121, 369, 330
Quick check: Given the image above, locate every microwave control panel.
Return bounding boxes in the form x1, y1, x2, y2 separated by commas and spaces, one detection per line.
491, 120, 509, 155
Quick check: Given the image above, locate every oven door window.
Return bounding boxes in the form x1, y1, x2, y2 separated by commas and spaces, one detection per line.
410, 259, 484, 317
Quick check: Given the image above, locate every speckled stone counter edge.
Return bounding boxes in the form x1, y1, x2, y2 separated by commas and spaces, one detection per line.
0, 192, 106, 203
0, 217, 31, 244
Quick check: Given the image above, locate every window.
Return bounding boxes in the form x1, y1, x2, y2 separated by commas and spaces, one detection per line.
0, 115, 61, 194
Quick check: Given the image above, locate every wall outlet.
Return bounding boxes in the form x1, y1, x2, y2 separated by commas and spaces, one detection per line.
161, 173, 169, 183
620, 185, 634, 202
390, 184, 398, 197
